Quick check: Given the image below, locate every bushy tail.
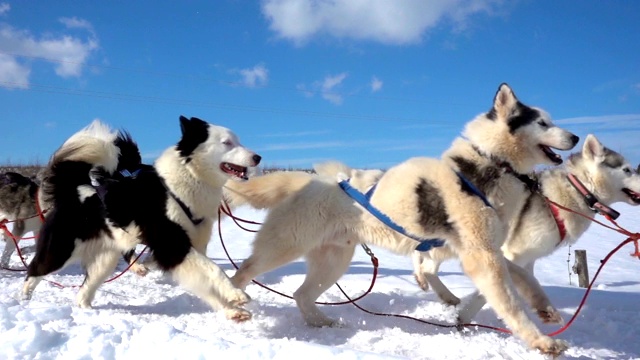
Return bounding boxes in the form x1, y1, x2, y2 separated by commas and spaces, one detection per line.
313, 160, 354, 179
223, 171, 313, 209
39, 120, 139, 207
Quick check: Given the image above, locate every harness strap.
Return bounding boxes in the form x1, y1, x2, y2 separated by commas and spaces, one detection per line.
548, 202, 567, 243
338, 180, 445, 252
567, 173, 620, 219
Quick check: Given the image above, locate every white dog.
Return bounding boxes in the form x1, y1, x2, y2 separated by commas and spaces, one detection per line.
225, 84, 579, 355
412, 134, 640, 319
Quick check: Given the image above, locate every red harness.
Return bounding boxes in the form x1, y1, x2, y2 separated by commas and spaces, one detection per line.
548, 202, 567, 243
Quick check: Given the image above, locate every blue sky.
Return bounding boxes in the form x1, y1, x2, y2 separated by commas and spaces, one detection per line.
1, 1, 639, 169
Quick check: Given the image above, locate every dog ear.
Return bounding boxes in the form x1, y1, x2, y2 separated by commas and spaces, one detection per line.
492, 83, 519, 120
582, 134, 605, 162
177, 116, 209, 163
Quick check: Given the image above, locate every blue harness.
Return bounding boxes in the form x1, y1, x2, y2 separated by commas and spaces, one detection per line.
338, 172, 492, 252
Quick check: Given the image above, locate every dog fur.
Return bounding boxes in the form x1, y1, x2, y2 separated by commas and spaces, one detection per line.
0, 172, 44, 266
411, 134, 640, 316
225, 84, 579, 354
21, 116, 261, 321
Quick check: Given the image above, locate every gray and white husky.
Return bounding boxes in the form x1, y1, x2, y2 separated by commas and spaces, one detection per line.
0, 172, 44, 267
412, 133, 640, 318
224, 83, 578, 355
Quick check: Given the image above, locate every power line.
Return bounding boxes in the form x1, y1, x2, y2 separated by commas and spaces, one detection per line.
0, 51, 470, 106
1, 80, 462, 125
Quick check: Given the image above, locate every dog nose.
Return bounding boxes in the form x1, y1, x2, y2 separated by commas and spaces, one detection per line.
571, 134, 579, 145
253, 154, 262, 165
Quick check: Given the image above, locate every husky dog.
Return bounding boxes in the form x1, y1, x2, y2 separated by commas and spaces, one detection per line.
22, 116, 261, 321
412, 134, 640, 316
0, 172, 44, 267
224, 84, 579, 354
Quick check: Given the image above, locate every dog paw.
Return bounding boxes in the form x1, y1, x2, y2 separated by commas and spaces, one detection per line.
226, 308, 252, 323
537, 306, 564, 325
531, 336, 568, 357
414, 273, 430, 291
130, 264, 149, 277
228, 288, 251, 307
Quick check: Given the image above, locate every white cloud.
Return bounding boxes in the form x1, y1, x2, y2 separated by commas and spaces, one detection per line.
320, 72, 347, 104
59, 16, 95, 34
261, 0, 504, 45
0, 18, 99, 89
0, 3, 10, 16
0, 53, 30, 89
371, 76, 383, 92
238, 64, 269, 88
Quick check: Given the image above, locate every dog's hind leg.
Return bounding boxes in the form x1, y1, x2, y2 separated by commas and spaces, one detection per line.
230, 236, 307, 290
170, 248, 252, 322
294, 243, 355, 327
412, 251, 460, 305
1, 219, 25, 266
77, 249, 120, 308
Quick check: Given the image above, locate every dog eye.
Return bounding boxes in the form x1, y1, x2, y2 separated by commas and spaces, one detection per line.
222, 140, 233, 146
537, 120, 548, 128
623, 167, 632, 175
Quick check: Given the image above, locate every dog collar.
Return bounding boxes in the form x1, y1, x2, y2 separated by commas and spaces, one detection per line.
566, 173, 620, 219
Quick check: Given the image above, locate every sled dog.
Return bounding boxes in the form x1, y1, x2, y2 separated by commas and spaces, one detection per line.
412, 134, 640, 317
21, 116, 261, 321
0, 172, 145, 273
0, 172, 43, 266
225, 84, 579, 354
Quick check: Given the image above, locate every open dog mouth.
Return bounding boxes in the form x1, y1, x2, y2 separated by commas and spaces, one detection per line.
539, 145, 563, 165
221, 162, 248, 180
622, 188, 640, 204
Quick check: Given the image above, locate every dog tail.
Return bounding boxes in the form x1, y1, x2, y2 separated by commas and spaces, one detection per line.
223, 171, 313, 209
313, 161, 354, 180
39, 120, 132, 207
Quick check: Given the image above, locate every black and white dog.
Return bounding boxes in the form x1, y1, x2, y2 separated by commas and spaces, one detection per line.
22, 116, 261, 321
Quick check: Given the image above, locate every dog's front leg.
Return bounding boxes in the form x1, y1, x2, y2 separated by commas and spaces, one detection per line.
505, 259, 563, 324
170, 248, 251, 322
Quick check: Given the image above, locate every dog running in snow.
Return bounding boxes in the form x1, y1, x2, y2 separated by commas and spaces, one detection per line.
412, 133, 640, 317
224, 83, 579, 355
0, 172, 145, 273
21, 116, 261, 321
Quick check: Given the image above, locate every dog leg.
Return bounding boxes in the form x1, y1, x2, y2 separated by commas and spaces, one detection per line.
1, 220, 25, 266
506, 260, 563, 324
77, 250, 120, 308
459, 260, 562, 326
412, 251, 460, 305
457, 249, 567, 355
231, 239, 306, 290
170, 248, 251, 322
121, 249, 148, 277
294, 243, 355, 327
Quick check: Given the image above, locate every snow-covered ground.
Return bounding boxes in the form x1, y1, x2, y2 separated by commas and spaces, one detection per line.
1, 204, 639, 359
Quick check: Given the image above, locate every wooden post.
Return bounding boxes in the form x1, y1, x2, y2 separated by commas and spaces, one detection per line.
572, 249, 589, 288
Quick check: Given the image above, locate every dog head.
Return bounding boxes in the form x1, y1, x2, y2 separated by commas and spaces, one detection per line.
176, 116, 261, 183
463, 83, 579, 173
567, 134, 640, 206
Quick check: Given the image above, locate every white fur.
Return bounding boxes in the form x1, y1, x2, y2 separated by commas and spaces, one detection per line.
227, 84, 577, 355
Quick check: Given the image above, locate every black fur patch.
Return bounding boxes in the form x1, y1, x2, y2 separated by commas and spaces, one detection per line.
28, 160, 111, 277
29, 132, 196, 279
507, 103, 540, 134
450, 156, 502, 197
509, 191, 536, 238
602, 147, 624, 169
176, 116, 209, 163
415, 178, 452, 231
